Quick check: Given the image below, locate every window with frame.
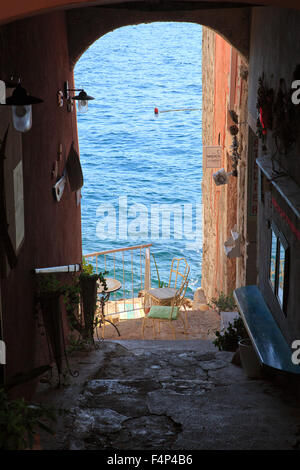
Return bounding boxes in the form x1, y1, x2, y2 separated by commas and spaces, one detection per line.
269, 222, 289, 315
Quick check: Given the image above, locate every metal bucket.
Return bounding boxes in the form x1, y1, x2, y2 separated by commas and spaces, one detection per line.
239, 338, 262, 379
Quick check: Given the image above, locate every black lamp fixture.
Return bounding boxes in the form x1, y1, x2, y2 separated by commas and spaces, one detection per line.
64, 81, 94, 114
0, 79, 43, 132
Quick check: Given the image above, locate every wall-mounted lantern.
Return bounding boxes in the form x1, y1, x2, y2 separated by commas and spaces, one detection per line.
0, 80, 43, 132
63, 81, 94, 114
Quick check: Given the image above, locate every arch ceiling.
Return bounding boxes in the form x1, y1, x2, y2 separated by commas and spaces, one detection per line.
1, 0, 299, 25
67, 5, 251, 65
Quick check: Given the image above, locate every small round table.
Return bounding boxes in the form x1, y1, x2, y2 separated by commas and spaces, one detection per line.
97, 278, 122, 337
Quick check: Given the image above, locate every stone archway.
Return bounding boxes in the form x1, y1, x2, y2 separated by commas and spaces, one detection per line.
66, 5, 250, 69
70, 8, 250, 300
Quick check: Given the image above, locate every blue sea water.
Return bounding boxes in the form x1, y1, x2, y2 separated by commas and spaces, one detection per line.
75, 22, 203, 298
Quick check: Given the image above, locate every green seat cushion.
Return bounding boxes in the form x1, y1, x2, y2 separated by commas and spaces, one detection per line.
148, 305, 179, 320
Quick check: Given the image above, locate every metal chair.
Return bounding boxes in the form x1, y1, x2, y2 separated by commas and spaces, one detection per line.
146, 257, 189, 304
142, 278, 189, 339
144, 257, 190, 326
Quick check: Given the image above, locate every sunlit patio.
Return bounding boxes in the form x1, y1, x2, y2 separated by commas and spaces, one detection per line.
84, 243, 221, 341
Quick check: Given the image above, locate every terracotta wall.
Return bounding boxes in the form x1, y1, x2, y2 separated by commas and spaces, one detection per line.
0, 11, 81, 397
202, 28, 248, 302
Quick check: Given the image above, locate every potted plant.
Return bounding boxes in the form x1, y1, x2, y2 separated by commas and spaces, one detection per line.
209, 291, 237, 314
36, 259, 107, 351
64, 258, 107, 342
213, 315, 248, 352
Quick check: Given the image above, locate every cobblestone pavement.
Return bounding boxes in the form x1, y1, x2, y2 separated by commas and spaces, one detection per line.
35, 340, 300, 450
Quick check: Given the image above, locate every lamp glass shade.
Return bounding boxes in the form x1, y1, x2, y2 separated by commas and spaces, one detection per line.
78, 99, 88, 113
12, 105, 32, 132
73, 90, 94, 113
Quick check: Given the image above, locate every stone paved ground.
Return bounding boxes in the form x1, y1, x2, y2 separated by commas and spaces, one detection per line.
99, 308, 220, 341
35, 339, 300, 451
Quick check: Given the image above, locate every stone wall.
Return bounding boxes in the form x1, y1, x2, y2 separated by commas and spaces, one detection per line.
66, 6, 250, 67
201, 28, 249, 302
201, 27, 216, 301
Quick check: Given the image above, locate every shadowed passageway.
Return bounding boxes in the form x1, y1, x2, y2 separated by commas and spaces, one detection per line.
35, 340, 300, 450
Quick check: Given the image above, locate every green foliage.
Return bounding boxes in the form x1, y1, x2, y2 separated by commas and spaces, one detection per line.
35, 274, 64, 296
63, 279, 81, 332
209, 291, 237, 313
35, 257, 108, 337
213, 316, 248, 352
65, 263, 108, 339
81, 256, 95, 276
0, 388, 58, 450
79, 258, 108, 291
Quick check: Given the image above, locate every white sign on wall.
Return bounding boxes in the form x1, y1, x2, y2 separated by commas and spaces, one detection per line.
203, 146, 222, 169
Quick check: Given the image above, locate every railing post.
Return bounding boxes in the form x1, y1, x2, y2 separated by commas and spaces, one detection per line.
144, 246, 151, 292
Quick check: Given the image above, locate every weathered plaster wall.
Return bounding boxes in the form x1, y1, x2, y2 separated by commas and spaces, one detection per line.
202, 28, 248, 302
248, 7, 300, 343
201, 27, 215, 300
235, 53, 250, 289
0, 12, 81, 397
67, 6, 250, 67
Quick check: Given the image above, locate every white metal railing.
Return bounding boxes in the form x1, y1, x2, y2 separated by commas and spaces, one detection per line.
85, 244, 152, 318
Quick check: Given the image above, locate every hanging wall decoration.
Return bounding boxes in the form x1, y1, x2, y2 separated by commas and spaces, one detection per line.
272, 78, 297, 155
256, 69, 300, 157
256, 74, 274, 152
66, 142, 84, 192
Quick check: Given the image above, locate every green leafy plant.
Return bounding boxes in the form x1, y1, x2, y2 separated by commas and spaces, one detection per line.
65, 260, 108, 341
0, 388, 58, 450
81, 256, 95, 276
209, 291, 237, 313
213, 316, 248, 352
63, 279, 81, 332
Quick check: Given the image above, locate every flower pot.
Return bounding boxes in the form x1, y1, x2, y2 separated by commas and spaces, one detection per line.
238, 338, 262, 379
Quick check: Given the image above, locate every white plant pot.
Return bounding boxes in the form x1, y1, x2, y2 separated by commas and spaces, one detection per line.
239, 338, 262, 379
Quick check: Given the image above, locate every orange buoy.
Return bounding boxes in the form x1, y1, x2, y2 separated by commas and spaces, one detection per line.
154, 107, 159, 115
